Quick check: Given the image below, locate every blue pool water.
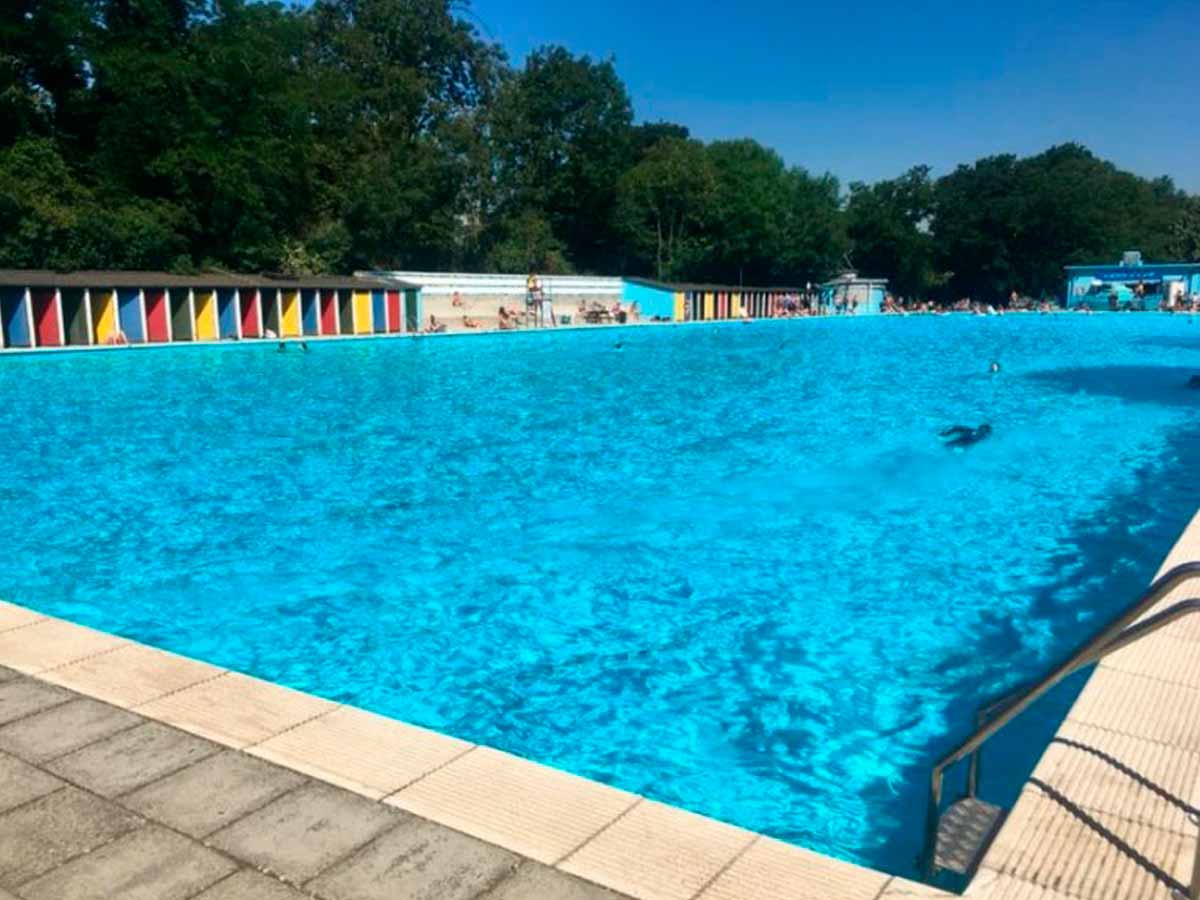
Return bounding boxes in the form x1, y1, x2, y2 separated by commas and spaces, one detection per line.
3, 316, 1200, 877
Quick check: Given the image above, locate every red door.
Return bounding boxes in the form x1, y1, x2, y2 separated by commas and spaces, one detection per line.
320, 290, 338, 335
240, 289, 260, 338
145, 289, 169, 342
33, 290, 61, 347
386, 291, 401, 333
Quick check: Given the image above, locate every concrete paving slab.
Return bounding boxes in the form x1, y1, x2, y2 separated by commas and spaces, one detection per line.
48, 721, 220, 798
0, 678, 72, 725
0, 602, 44, 633
481, 862, 629, 900
208, 781, 400, 884
309, 817, 519, 900
250, 705, 471, 800
388, 746, 638, 865
698, 835, 892, 900
0, 750, 63, 813
560, 800, 756, 900
43, 643, 224, 708
0, 618, 126, 673
0, 785, 143, 888
17, 824, 236, 900
191, 870, 313, 900
137, 672, 336, 749
122, 749, 307, 839
0, 697, 140, 762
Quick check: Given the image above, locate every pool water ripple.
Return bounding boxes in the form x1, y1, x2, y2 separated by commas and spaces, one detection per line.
3, 315, 1200, 876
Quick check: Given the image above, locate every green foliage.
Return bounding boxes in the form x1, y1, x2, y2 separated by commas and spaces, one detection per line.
846, 167, 936, 298
933, 145, 1189, 300
0, 0, 1191, 292
1168, 199, 1200, 262
489, 46, 633, 272
616, 137, 713, 279
486, 210, 571, 274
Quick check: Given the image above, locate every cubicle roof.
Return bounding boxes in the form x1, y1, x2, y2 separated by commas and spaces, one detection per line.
0, 270, 419, 291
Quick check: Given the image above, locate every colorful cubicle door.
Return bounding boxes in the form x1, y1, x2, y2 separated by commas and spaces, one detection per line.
170, 290, 192, 340
338, 290, 353, 335
371, 290, 387, 334
385, 291, 401, 333
217, 289, 239, 339
32, 289, 62, 347
320, 290, 338, 335
145, 289, 169, 342
280, 290, 301, 338
301, 290, 319, 336
193, 290, 218, 340
240, 289, 261, 338
92, 289, 118, 344
61, 288, 90, 345
1, 288, 31, 348
117, 288, 144, 342
261, 290, 281, 337
352, 290, 372, 335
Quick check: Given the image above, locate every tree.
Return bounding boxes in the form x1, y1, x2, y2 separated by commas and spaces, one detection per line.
1169, 200, 1200, 262
489, 45, 633, 272
616, 137, 712, 279
845, 166, 936, 298
933, 145, 1190, 301
486, 209, 570, 274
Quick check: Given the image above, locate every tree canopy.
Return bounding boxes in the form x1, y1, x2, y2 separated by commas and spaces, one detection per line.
1, 0, 1193, 298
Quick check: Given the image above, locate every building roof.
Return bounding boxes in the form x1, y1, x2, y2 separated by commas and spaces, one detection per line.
625, 277, 803, 293
818, 272, 888, 288
1064, 261, 1200, 273
0, 270, 418, 290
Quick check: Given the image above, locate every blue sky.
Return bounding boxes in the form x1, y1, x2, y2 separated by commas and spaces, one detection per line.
468, 0, 1199, 192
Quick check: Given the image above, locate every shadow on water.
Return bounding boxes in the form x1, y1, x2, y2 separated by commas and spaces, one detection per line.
868, 365, 1200, 882
1135, 335, 1200, 353
1025, 365, 1200, 407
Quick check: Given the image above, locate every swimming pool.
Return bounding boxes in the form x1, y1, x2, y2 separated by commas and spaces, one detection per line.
3, 316, 1199, 878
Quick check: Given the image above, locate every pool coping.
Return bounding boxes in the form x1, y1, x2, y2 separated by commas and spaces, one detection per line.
1, 512, 1198, 900
0, 602, 938, 900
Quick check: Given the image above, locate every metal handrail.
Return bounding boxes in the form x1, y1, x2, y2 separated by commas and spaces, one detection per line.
922, 560, 1200, 879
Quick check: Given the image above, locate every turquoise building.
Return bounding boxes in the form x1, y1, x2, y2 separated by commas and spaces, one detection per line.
1065, 253, 1200, 310
818, 273, 888, 315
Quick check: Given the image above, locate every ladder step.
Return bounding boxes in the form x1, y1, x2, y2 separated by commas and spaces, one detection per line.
934, 798, 1005, 876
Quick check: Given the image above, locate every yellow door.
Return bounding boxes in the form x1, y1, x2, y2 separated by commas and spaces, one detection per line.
731, 292, 742, 318
92, 290, 117, 343
352, 291, 372, 335
703, 292, 715, 320
673, 292, 685, 322
281, 290, 301, 337
194, 290, 218, 340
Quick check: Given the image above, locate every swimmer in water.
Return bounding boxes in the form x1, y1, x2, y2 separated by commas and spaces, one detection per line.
300, 341, 309, 353
990, 361, 1001, 373
277, 341, 286, 352
1188, 375, 1200, 389
614, 341, 624, 350
940, 424, 993, 448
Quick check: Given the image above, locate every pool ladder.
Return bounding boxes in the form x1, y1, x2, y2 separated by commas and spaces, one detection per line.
922, 560, 1200, 895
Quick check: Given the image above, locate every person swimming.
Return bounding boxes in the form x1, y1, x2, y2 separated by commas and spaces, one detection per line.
1188, 375, 1200, 389
940, 424, 992, 448
989, 361, 1001, 373
277, 341, 286, 352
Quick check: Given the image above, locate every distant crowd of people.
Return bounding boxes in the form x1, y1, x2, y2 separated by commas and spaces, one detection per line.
423, 271, 645, 334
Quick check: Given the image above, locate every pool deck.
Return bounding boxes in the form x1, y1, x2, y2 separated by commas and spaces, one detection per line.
0, 511, 1198, 899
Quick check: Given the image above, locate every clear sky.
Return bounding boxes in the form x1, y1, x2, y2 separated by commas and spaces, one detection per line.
468, 0, 1199, 192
